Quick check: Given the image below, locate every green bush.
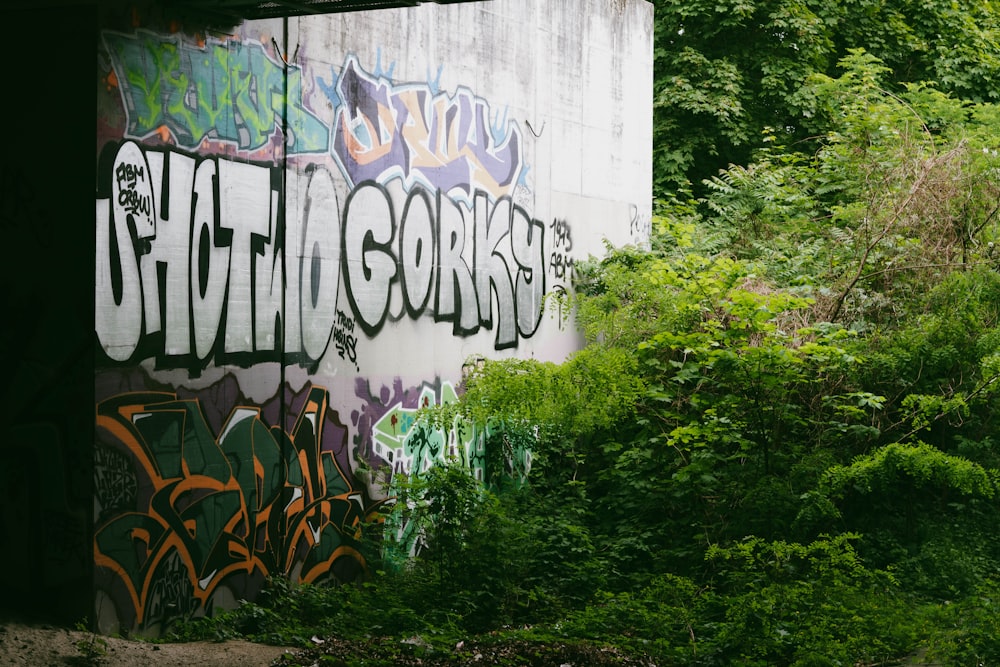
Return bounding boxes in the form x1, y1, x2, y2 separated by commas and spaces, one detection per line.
704, 535, 916, 666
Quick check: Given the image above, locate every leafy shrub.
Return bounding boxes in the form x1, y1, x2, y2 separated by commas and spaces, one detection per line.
923, 579, 1000, 666
559, 573, 714, 664
704, 534, 915, 666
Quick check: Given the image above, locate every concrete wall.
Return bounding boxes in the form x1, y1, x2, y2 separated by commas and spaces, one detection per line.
93, 0, 652, 635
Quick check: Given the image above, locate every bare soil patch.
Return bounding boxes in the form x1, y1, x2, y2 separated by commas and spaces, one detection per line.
0, 619, 297, 666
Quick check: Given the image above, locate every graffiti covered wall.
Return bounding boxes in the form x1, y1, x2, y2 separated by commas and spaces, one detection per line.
94, 0, 653, 634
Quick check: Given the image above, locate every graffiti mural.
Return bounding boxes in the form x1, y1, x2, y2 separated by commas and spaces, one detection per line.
94, 384, 365, 631
363, 380, 481, 477
95, 142, 546, 365
103, 31, 329, 155
349, 377, 530, 561
340, 182, 546, 346
328, 55, 524, 203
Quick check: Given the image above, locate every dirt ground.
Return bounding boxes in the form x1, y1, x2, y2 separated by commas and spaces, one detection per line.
0, 619, 297, 666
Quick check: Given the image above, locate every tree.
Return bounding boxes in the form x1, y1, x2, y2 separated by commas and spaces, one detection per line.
653, 0, 1000, 194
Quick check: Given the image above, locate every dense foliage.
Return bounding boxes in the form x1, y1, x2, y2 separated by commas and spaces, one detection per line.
653, 0, 1000, 194
168, 2, 1000, 666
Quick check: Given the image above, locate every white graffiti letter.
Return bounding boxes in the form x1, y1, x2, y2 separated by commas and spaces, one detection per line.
511, 205, 545, 337
255, 188, 283, 353
343, 182, 397, 336
190, 159, 229, 361
299, 166, 341, 361
95, 197, 142, 361
145, 150, 196, 356
219, 161, 272, 354
399, 188, 435, 316
474, 191, 516, 349
434, 190, 478, 334
113, 141, 158, 341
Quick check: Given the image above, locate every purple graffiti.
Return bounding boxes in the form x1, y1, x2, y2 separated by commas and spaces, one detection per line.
331, 57, 523, 202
